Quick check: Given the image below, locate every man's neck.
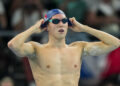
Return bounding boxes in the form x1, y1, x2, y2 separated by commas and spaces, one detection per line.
48, 36, 66, 48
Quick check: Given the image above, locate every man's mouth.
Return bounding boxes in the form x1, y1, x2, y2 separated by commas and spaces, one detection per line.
58, 29, 64, 32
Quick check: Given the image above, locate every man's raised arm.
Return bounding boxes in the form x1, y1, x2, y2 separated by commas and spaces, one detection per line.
8, 19, 46, 57
69, 17, 120, 56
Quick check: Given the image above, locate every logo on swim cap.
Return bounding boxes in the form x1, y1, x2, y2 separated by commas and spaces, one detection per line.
44, 9, 65, 23
44, 14, 47, 19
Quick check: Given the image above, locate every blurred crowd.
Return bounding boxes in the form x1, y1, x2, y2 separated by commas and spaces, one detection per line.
0, 0, 120, 86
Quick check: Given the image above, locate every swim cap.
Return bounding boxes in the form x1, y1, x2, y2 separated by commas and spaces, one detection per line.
41, 9, 66, 28
44, 9, 65, 23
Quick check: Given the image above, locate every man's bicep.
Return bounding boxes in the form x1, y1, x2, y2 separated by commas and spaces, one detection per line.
83, 41, 112, 56
16, 41, 35, 57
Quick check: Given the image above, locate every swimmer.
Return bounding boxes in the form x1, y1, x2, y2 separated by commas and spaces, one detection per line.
7, 9, 120, 86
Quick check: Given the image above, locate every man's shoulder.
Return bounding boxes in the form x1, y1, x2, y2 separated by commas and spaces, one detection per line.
28, 41, 49, 49
69, 41, 87, 47
28, 41, 43, 47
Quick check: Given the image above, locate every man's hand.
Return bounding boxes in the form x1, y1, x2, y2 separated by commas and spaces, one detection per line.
69, 17, 84, 32
32, 19, 46, 34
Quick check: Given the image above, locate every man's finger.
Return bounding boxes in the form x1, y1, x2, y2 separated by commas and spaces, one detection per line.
39, 19, 44, 24
69, 17, 76, 24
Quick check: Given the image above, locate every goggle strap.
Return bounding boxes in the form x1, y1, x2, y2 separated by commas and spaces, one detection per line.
49, 20, 52, 22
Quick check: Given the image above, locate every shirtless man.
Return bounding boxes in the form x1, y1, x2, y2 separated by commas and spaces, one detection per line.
7, 9, 120, 86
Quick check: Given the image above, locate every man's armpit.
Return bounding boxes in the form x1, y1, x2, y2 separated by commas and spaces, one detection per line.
85, 45, 103, 56
83, 42, 109, 56
20, 42, 35, 57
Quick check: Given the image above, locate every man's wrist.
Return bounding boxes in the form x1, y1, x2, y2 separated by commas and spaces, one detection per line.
81, 25, 89, 32
28, 26, 38, 34
32, 25, 41, 33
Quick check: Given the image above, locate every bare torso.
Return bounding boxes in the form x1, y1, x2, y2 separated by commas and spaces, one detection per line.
28, 42, 83, 86
7, 12, 120, 86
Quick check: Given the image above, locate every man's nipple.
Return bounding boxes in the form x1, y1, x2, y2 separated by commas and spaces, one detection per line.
46, 65, 50, 68
74, 64, 77, 68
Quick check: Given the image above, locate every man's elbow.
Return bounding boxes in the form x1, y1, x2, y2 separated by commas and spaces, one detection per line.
7, 41, 18, 50
111, 42, 120, 50
7, 41, 13, 49
114, 40, 120, 47
7, 42, 25, 57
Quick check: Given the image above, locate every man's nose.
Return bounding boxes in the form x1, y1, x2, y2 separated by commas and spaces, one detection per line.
59, 21, 64, 25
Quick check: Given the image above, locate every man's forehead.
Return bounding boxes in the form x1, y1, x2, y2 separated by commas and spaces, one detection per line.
51, 14, 67, 19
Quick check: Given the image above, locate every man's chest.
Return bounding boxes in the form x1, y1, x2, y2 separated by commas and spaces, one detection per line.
35, 47, 83, 73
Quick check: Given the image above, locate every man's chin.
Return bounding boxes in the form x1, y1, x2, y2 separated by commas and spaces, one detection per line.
56, 35, 66, 39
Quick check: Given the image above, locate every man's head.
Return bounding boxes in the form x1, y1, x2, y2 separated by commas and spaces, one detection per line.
0, 77, 14, 86
42, 9, 69, 39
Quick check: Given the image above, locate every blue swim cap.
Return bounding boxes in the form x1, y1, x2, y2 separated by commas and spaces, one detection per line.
44, 9, 65, 22
41, 9, 66, 28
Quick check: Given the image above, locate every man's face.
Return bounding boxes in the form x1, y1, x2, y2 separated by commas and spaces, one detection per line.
47, 14, 68, 39
1, 81, 14, 86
